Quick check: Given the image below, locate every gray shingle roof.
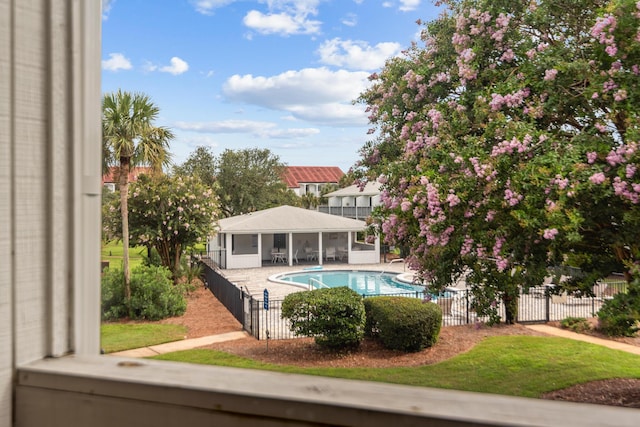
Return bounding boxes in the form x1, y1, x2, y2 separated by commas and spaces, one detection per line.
218, 205, 367, 233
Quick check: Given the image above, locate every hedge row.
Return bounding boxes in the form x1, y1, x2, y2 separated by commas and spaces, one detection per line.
281, 287, 442, 352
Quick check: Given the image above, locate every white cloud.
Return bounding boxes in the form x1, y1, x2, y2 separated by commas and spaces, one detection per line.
174, 119, 320, 138
102, 53, 132, 71
242, 0, 323, 36
341, 13, 357, 27
160, 57, 189, 75
399, 0, 421, 11
102, 0, 115, 20
142, 61, 157, 73
243, 10, 321, 35
222, 67, 371, 125
191, 0, 237, 15
317, 38, 401, 70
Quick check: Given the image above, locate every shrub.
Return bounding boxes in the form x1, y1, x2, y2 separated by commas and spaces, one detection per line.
180, 256, 205, 285
364, 296, 442, 352
281, 287, 365, 350
560, 317, 591, 334
101, 265, 187, 321
598, 282, 640, 337
101, 267, 127, 320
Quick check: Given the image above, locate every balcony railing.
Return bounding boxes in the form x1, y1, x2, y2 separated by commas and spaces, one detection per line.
317, 205, 372, 220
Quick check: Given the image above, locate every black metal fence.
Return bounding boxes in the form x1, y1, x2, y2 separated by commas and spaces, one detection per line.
201, 263, 245, 325
200, 262, 625, 340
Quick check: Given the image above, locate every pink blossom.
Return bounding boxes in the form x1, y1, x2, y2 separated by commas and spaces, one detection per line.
589, 172, 606, 184
495, 256, 509, 272
542, 228, 558, 240
595, 123, 607, 133
626, 164, 637, 179
493, 236, 506, 257
606, 150, 624, 166
603, 79, 618, 92
496, 13, 510, 28
544, 69, 558, 81
500, 49, 515, 62
446, 192, 461, 207
400, 200, 412, 212
427, 108, 443, 129
460, 236, 474, 256
460, 48, 476, 62
586, 151, 597, 164
614, 89, 628, 101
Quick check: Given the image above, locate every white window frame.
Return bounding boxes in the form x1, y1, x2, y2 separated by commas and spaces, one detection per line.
5, 1, 639, 426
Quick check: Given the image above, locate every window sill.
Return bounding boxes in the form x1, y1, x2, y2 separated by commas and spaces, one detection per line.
16, 355, 639, 426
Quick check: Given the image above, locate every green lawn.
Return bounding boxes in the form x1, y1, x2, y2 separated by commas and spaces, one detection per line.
101, 240, 148, 270
153, 335, 640, 398
101, 324, 188, 353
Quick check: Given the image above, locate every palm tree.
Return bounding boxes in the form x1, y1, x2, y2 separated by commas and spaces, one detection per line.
102, 90, 173, 310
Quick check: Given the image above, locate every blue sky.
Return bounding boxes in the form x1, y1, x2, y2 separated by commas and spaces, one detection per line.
101, 0, 441, 172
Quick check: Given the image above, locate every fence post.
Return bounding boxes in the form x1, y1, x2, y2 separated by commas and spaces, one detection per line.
466, 290, 470, 324
545, 291, 550, 323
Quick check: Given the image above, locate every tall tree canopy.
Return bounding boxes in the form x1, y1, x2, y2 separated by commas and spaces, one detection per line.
172, 145, 217, 188
215, 148, 299, 217
356, 0, 640, 322
102, 90, 173, 304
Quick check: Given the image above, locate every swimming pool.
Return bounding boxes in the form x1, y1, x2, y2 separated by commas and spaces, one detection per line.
270, 269, 424, 296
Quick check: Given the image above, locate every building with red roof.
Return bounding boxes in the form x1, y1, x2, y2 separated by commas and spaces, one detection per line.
283, 166, 344, 197
101, 166, 153, 192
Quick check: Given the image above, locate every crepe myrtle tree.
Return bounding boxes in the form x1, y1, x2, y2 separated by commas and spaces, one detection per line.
355, 0, 640, 323
105, 174, 219, 282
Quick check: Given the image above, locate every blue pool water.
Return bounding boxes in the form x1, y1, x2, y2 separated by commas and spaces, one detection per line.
272, 270, 423, 296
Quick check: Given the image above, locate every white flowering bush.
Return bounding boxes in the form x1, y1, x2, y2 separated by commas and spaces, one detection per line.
104, 174, 219, 281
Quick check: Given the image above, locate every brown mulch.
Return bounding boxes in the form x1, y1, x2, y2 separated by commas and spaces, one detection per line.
150, 280, 640, 408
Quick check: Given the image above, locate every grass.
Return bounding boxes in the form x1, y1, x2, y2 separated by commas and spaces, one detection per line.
153, 336, 640, 398
101, 241, 205, 271
101, 240, 148, 270
101, 323, 188, 353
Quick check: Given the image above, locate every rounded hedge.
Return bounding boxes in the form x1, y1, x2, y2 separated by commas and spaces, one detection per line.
364, 296, 442, 352
281, 286, 365, 350
101, 265, 187, 321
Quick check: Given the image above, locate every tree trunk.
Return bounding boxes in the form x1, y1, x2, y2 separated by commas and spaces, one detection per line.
119, 159, 131, 316
172, 243, 182, 284
502, 292, 518, 325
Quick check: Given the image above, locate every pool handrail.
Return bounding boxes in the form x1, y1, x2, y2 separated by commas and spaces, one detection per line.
379, 257, 405, 275
308, 277, 330, 290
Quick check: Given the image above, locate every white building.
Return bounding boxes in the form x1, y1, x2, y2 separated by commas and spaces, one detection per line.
319, 181, 382, 220
208, 205, 379, 269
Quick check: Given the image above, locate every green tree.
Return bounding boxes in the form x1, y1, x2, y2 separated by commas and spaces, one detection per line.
172, 145, 217, 188
356, 0, 640, 323
300, 192, 319, 209
104, 174, 219, 282
216, 148, 299, 217
102, 90, 174, 304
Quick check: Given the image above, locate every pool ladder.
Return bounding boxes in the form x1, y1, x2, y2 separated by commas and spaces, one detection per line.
308, 277, 330, 290
378, 257, 405, 275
